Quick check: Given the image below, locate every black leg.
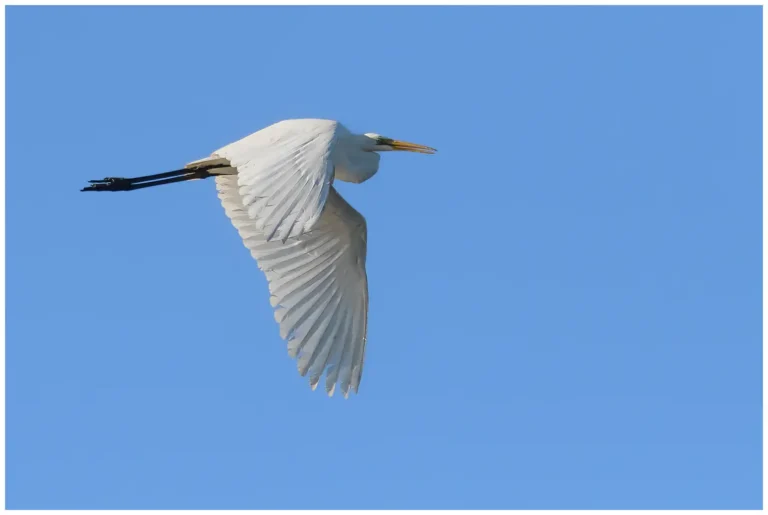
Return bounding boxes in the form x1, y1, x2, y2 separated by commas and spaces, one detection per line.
81, 164, 229, 192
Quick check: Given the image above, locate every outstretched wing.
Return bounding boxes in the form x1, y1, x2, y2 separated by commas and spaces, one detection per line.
216, 175, 369, 398
212, 119, 342, 242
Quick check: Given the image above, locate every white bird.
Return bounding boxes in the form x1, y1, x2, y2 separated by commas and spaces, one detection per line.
82, 119, 436, 398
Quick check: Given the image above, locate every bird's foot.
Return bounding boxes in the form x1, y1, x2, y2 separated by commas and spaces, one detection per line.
81, 177, 133, 192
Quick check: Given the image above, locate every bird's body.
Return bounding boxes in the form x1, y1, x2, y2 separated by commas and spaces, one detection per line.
83, 118, 435, 398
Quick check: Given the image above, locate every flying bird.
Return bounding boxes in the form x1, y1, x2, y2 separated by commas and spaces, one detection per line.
82, 119, 436, 398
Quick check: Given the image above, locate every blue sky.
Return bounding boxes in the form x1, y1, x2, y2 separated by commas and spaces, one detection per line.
6, 5, 762, 509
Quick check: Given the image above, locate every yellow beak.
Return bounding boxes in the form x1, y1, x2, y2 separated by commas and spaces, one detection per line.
389, 139, 437, 154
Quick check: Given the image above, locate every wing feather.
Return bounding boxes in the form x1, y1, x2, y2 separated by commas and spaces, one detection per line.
216, 175, 369, 397
213, 119, 341, 242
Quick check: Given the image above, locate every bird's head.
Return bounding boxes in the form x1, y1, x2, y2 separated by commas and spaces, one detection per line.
363, 133, 436, 154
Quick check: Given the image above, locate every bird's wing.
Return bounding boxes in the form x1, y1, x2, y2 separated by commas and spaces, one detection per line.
212, 119, 341, 242
216, 175, 369, 398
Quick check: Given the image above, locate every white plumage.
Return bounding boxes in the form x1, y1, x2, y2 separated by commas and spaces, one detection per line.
215, 174, 368, 397
83, 118, 435, 397
212, 119, 340, 242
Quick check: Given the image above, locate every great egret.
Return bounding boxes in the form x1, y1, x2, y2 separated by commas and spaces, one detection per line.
82, 119, 436, 397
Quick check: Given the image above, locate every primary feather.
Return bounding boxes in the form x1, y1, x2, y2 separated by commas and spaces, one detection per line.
216, 175, 368, 398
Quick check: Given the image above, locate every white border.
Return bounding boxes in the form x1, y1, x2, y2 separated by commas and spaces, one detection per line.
1, 2, 7, 512
762, 1, 766, 513
1, 1, 763, 513
2, 0, 766, 5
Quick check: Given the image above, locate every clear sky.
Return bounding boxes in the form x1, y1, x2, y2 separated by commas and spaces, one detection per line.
6, 5, 762, 510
